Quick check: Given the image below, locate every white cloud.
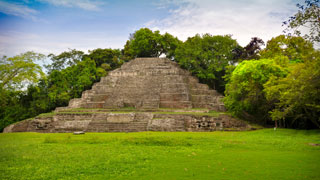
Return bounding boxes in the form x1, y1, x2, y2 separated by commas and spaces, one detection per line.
0, 31, 126, 58
146, 0, 298, 46
0, 1, 38, 20
38, 0, 104, 11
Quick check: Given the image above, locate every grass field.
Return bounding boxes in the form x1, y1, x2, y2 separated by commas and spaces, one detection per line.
0, 129, 319, 180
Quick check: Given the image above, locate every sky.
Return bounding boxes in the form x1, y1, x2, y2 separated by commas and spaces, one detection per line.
0, 0, 301, 57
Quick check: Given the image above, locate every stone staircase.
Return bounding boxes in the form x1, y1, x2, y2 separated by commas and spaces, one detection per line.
66, 58, 225, 111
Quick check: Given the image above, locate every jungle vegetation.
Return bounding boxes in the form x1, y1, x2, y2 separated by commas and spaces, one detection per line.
0, 0, 319, 131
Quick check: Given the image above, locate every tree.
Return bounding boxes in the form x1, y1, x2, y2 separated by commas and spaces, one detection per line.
123, 28, 182, 59
0, 88, 29, 132
85, 48, 122, 69
260, 35, 314, 62
46, 49, 84, 72
241, 37, 265, 60
0, 51, 46, 131
224, 58, 288, 124
47, 57, 106, 107
159, 32, 182, 60
175, 34, 241, 92
264, 52, 320, 128
283, 0, 320, 43
0, 51, 45, 89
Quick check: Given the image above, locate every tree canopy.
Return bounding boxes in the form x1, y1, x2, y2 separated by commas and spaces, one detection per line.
224, 59, 288, 123
0, 51, 45, 89
260, 35, 314, 62
175, 34, 241, 92
123, 28, 181, 60
264, 52, 320, 128
46, 49, 84, 72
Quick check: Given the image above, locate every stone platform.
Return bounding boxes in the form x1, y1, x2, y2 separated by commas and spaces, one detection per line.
3, 109, 250, 133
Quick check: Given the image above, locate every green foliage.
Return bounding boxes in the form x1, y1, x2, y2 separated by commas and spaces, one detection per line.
0, 88, 29, 131
123, 28, 182, 59
85, 48, 122, 68
260, 35, 314, 62
47, 57, 105, 107
283, 0, 320, 43
240, 37, 265, 60
0, 51, 45, 89
160, 32, 182, 59
46, 49, 84, 72
0, 52, 46, 131
226, 34, 320, 128
175, 34, 241, 92
224, 59, 288, 123
0, 50, 109, 131
264, 54, 320, 128
1, 129, 319, 179
131, 28, 162, 57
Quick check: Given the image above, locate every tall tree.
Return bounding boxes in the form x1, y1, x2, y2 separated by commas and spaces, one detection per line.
175, 34, 241, 92
264, 52, 320, 128
241, 37, 265, 60
260, 35, 314, 62
0, 52, 45, 131
0, 51, 45, 89
123, 28, 182, 59
224, 58, 288, 124
47, 57, 106, 107
85, 48, 122, 69
46, 49, 84, 72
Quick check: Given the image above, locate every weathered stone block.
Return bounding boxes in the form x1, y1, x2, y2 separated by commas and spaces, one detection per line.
107, 113, 135, 123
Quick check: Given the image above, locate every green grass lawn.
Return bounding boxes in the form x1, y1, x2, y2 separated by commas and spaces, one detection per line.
0, 129, 319, 180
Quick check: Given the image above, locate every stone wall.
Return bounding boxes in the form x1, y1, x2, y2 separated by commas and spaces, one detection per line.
3, 112, 250, 133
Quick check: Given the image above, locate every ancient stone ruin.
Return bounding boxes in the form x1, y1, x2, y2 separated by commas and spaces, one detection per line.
4, 58, 250, 133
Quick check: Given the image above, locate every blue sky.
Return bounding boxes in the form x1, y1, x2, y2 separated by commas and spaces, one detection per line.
0, 0, 300, 57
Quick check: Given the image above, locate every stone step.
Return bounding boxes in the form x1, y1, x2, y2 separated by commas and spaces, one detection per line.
87, 122, 149, 132
191, 95, 213, 102
208, 103, 226, 112
68, 98, 83, 108
89, 94, 109, 102
188, 76, 199, 84
160, 101, 192, 109
161, 82, 188, 86
92, 87, 113, 94
81, 102, 105, 109
160, 83, 189, 91
189, 83, 209, 90
192, 102, 210, 109
142, 101, 159, 109
160, 93, 190, 101
81, 90, 96, 99
190, 89, 217, 96
147, 118, 185, 131
161, 75, 188, 83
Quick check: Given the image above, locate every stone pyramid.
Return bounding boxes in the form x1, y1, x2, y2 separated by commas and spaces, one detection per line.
66, 58, 225, 111
4, 58, 250, 133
